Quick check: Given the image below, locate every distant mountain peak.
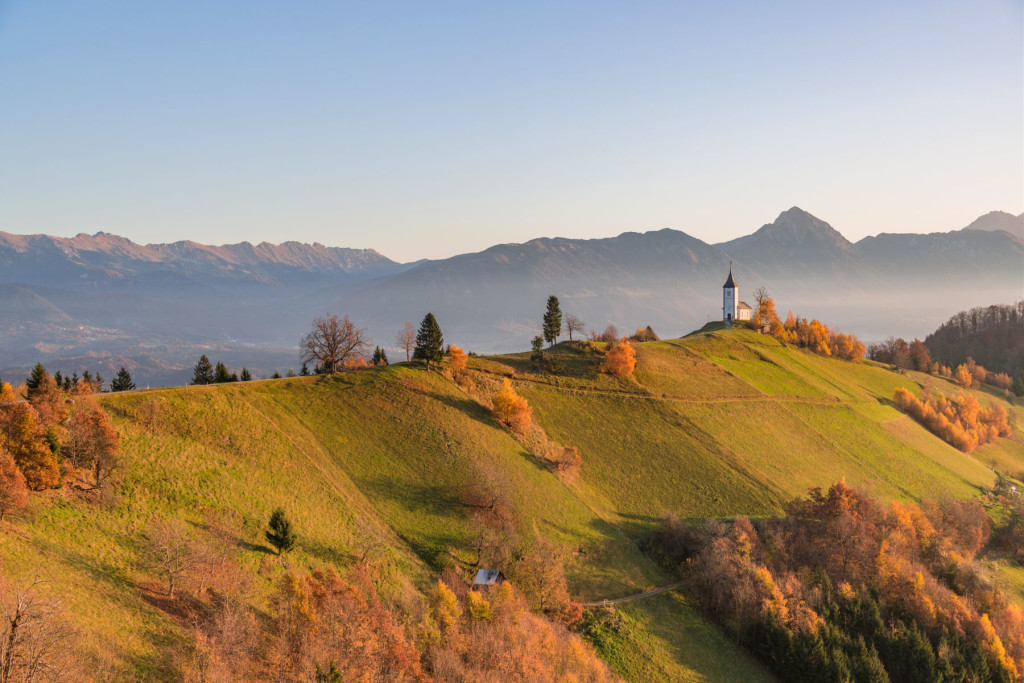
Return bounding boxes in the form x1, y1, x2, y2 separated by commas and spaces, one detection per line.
962, 210, 1024, 240
743, 207, 852, 250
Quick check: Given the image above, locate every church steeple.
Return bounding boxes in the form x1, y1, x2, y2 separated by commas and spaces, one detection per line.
722, 262, 738, 321
723, 263, 736, 289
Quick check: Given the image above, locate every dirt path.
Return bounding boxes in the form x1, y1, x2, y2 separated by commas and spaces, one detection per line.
581, 581, 686, 607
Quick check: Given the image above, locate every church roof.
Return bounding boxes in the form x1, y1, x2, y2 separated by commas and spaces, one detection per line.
737, 301, 752, 310
723, 266, 737, 289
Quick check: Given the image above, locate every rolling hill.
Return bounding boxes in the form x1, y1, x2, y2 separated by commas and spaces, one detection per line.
2, 328, 1021, 680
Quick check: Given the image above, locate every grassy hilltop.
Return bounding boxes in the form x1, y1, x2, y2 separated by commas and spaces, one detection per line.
2, 328, 1022, 680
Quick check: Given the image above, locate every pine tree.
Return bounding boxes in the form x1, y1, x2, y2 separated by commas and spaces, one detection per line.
272, 371, 282, 379
192, 355, 214, 385
543, 295, 562, 347
531, 335, 545, 372
24, 362, 48, 399
240, 367, 252, 381
300, 362, 310, 376
266, 507, 296, 555
413, 313, 444, 372
111, 367, 135, 392
372, 346, 389, 365
214, 362, 233, 383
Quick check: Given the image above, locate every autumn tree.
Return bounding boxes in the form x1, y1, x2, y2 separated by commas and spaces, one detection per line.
192, 355, 215, 385
27, 373, 66, 427
64, 405, 121, 489
395, 322, 416, 362
955, 364, 973, 388
301, 314, 369, 375
542, 295, 562, 346
448, 344, 467, 372
490, 379, 532, 433
565, 314, 585, 341
0, 577, 73, 682
753, 287, 779, 327
413, 313, 444, 372
0, 447, 27, 521
266, 507, 296, 555
144, 519, 195, 598
604, 338, 637, 377
0, 404, 59, 490
110, 367, 135, 392
515, 537, 581, 625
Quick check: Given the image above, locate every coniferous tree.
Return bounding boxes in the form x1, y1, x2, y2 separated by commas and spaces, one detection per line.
531, 336, 545, 372
300, 362, 310, 376
214, 362, 234, 384
543, 295, 562, 347
191, 355, 214, 385
24, 363, 48, 399
111, 367, 135, 392
240, 367, 252, 381
372, 346, 389, 366
272, 371, 282, 379
413, 313, 444, 372
266, 507, 296, 555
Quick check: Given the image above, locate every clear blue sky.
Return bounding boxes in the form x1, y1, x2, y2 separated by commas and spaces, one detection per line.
0, 1, 1020, 261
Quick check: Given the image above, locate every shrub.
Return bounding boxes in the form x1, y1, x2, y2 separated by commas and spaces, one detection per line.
603, 339, 637, 377
491, 379, 532, 433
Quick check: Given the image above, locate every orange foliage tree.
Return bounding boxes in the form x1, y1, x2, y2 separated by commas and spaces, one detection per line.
893, 387, 1010, 452
491, 379, 532, 433
449, 344, 467, 372
0, 403, 59, 490
0, 446, 28, 520
603, 338, 637, 377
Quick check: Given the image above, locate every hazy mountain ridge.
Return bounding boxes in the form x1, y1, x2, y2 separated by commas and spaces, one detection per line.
2, 208, 1022, 386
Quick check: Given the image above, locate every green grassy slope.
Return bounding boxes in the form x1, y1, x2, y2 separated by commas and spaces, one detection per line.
2, 329, 1021, 680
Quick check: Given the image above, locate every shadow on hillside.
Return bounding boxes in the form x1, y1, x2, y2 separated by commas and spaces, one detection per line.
300, 538, 353, 566
354, 476, 456, 517
407, 386, 495, 428
589, 512, 663, 544
237, 539, 276, 555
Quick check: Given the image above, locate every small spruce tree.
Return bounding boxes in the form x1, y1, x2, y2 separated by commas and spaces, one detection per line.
192, 355, 215, 385
266, 507, 296, 555
413, 313, 444, 372
214, 362, 233, 384
531, 335, 545, 372
372, 346, 389, 366
272, 371, 282, 379
240, 367, 252, 381
24, 362, 48, 399
300, 362, 310, 376
543, 295, 562, 347
111, 366, 135, 392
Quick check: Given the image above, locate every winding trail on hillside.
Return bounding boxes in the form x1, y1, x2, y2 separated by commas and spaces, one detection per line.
580, 581, 686, 607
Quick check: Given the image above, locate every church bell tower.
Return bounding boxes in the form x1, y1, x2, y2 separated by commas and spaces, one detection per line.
723, 264, 738, 321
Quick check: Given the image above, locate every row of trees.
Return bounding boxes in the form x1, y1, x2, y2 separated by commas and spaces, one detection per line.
653, 482, 1023, 682
893, 387, 1011, 453
924, 302, 1024, 378
190, 355, 253, 385
868, 337, 1024, 397
744, 289, 866, 361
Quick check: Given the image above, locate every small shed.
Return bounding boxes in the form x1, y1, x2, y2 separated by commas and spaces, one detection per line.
472, 569, 506, 590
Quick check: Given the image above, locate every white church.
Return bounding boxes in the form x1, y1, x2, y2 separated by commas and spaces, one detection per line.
722, 265, 753, 322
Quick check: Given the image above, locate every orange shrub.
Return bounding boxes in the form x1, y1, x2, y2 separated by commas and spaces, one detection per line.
491, 379, 532, 433
603, 338, 637, 377
449, 344, 467, 371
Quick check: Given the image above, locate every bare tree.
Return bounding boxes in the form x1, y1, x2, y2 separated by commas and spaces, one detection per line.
752, 286, 770, 310
300, 314, 370, 374
143, 520, 196, 598
0, 577, 73, 683
395, 322, 416, 362
564, 314, 585, 341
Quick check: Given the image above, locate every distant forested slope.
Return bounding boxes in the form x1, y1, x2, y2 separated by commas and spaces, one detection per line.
925, 302, 1024, 378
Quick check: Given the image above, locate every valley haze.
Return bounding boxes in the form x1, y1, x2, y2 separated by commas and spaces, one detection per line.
2, 207, 1022, 387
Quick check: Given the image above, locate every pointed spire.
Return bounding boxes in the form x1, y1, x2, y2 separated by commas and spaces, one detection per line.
723, 262, 736, 289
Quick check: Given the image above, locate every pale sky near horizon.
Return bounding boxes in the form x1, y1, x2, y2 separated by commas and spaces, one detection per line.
0, 1, 1020, 262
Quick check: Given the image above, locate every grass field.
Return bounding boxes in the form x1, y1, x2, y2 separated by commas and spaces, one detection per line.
1, 328, 1021, 680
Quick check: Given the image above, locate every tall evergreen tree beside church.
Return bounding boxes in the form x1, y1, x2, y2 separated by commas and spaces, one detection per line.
543, 295, 562, 347
413, 313, 444, 372
191, 355, 214, 385
111, 367, 135, 392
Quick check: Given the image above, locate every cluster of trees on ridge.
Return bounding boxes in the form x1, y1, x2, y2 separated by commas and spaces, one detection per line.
0, 364, 121, 521
648, 481, 1024, 682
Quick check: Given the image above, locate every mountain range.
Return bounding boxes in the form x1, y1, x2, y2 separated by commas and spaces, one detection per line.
2, 208, 1022, 386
